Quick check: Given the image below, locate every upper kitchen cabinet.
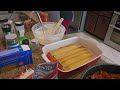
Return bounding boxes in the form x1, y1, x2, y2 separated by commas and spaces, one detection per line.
85, 11, 113, 40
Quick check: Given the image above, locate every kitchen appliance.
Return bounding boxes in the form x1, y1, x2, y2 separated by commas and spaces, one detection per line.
104, 11, 120, 52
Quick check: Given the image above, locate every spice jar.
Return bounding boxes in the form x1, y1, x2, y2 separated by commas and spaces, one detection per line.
15, 21, 25, 37
5, 33, 19, 48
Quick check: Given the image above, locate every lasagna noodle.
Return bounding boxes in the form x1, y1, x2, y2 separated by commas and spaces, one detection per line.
54, 47, 86, 60
61, 53, 94, 68
50, 44, 81, 56
47, 44, 96, 71
67, 55, 96, 70
59, 49, 89, 63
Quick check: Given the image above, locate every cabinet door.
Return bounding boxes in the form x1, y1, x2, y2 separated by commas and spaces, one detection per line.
85, 12, 98, 33
98, 11, 113, 18
94, 16, 110, 39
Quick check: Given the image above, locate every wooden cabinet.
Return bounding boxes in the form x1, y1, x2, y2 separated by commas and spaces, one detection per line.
85, 12, 98, 33
85, 11, 113, 40
94, 16, 111, 39
99, 11, 113, 17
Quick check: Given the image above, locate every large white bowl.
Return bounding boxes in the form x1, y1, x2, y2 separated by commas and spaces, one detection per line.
32, 22, 65, 45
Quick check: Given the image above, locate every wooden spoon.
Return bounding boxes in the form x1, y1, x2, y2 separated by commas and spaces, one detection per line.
51, 18, 64, 35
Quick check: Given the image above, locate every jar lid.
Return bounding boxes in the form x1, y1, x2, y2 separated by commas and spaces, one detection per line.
5, 33, 17, 40
15, 21, 24, 26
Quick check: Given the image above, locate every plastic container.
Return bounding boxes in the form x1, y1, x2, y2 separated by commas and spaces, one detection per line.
42, 37, 103, 78
5, 33, 19, 48
32, 22, 65, 45
15, 22, 25, 37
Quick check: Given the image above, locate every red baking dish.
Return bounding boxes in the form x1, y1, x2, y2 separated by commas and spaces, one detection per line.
42, 37, 103, 78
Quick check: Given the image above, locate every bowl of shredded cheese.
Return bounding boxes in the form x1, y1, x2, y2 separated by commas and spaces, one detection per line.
32, 22, 65, 45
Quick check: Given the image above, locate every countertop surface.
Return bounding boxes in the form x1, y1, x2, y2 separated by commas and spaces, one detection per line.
0, 31, 116, 79
66, 32, 120, 65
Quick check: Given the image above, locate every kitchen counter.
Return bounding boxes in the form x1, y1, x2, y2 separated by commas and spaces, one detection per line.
66, 31, 120, 65
0, 31, 116, 79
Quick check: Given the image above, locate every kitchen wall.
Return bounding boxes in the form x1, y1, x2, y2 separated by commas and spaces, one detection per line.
0, 11, 32, 22
0, 11, 19, 21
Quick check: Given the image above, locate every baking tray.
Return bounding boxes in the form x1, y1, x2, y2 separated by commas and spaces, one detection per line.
42, 37, 103, 78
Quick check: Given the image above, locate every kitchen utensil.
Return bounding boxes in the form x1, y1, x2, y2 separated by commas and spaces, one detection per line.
35, 11, 47, 30
35, 11, 49, 41
51, 18, 64, 35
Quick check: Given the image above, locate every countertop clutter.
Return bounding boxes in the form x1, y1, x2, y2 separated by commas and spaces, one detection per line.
0, 11, 117, 79
0, 31, 113, 79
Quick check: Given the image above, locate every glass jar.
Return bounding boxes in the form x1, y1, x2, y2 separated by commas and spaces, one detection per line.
5, 33, 19, 48
1, 23, 11, 35
0, 19, 9, 45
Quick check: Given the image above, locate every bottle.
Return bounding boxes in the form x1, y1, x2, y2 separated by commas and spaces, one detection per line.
40, 11, 49, 22
15, 21, 25, 37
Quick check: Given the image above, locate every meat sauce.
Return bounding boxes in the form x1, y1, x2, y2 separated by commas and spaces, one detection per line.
87, 71, 120, 79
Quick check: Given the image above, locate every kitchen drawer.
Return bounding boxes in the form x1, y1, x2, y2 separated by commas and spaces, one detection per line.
94, 16, 111, 39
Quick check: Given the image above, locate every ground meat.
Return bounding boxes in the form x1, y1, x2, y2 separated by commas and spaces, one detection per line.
87, 71, 120, 79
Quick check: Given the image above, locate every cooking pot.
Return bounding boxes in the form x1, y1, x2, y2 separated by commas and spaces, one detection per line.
81, 64, 120, 79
